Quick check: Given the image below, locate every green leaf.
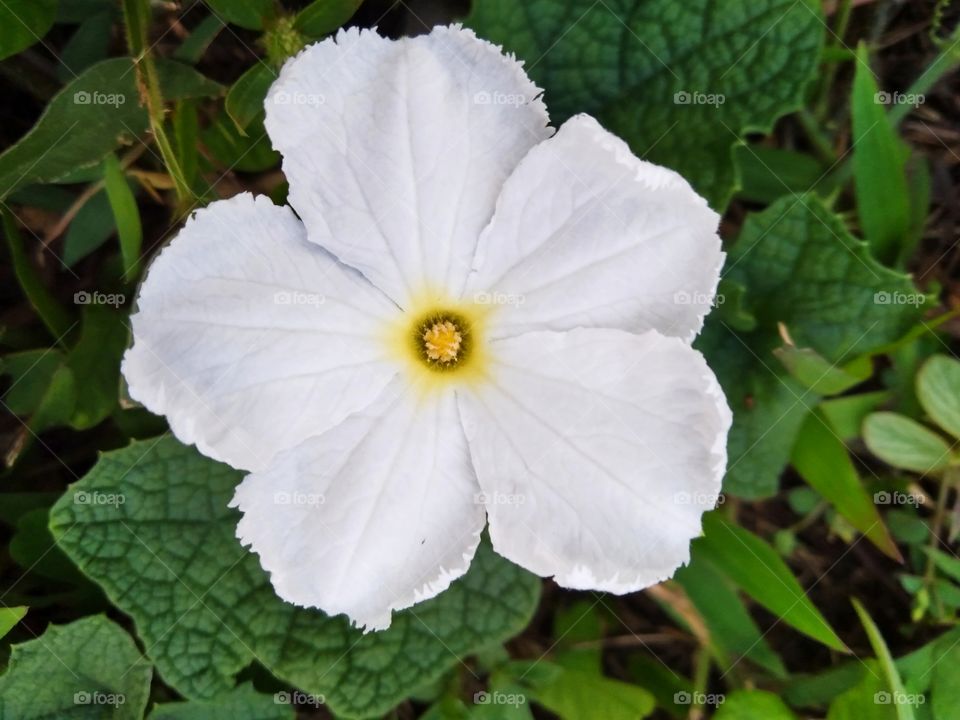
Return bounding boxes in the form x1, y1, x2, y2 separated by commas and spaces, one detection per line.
917, 355, 960, 440
2, 208, 73, 340
294, 0, 363, 38
49, 436, 540, 719
1, 349, 66, 415
698, 195, 919, 497
63, 189, 115, 266
502, 661, 655, 720
58, 10, 114, 80
851, 43, 910, 265
204, 0, 275, 30
714, 690, 799, 719
173, 13, 225, 64
735, 145, 824, 205
225, 63, 277, 133
0, 58, 221, 199
0, 616, 152, 719
931, 640, 960, 720
791, 410, 900, 560
467, 0, 823, 208
674, 560, 787, 678
863, 412, 952, 474
0, 607, 27, 640
774, 345, 870, 396
102, 154, 142, 280
0, 0, 58, 61
820, 391, 892, 441
693, 514, 846, 651
202, 113, 279, 173
827, 660, 896, 720
64, 304, 128, 429
852, 599, 914, 720
149, 683, 294, 720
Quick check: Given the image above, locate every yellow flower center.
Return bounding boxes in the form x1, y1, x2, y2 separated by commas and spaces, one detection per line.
422, 320, 462, 363
381, 290, 493, 393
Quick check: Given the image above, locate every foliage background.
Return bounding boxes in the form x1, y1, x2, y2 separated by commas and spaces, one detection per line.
1, 0, 960, 718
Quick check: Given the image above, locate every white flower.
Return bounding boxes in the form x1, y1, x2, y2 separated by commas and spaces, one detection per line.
122, 25, 731, 631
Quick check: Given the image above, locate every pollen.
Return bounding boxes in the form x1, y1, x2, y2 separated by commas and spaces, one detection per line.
423, 320, 462, 363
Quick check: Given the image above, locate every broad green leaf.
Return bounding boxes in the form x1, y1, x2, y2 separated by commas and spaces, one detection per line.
821, 391, 892, 441
863, 412, 952, 474
0, 616, 152, 720
774, 344, 870, 396
502, 661, 655, 720
295, 0, 364, 38
674, 560, 787, 678
102, 154, 142, 279
917, 355, 960, 439
225, 63, 277, 132
64, 304, 128, 430
63, 189, 115, 266
0, 0, 58, 61
3, 208, 73, 340
9, 508, 86, 584
205, 0, 275, 30
852, 599, 914, 720
698, 195, 919, 497
851, 43, 910, 265
693, 514, 845, 651
0, 58, 221, 199
149, 683, 293, 720
0, 607, 27, 640
791, 410, 899, 560
468, 0, 823, 208
714, 690, 799, 719
49, 436, 540, 719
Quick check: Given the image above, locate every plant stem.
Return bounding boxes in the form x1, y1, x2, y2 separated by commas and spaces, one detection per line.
120, 0, 194, 209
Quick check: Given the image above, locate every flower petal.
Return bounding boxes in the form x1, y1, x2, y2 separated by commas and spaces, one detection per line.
264, 25, 550, 306
231, 380, 484, 630
123, 193, 399, 472
458, 328, 731, 592
466, 115, 723, 342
